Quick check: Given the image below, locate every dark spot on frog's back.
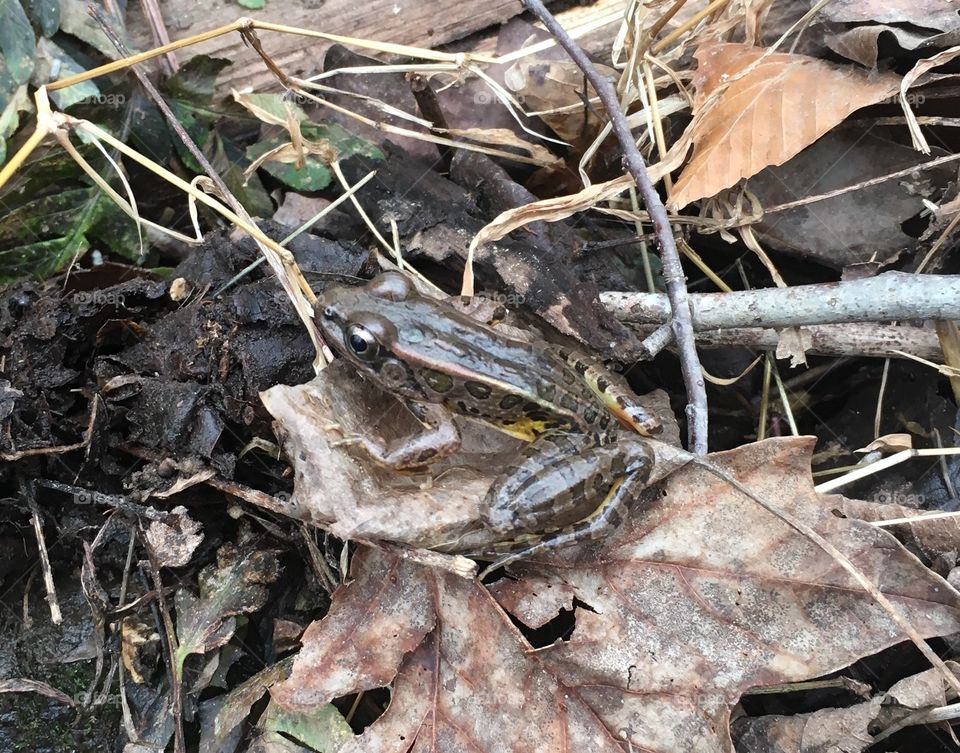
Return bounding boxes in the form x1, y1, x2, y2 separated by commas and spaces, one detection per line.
499, 394, 523, 410
537, 382, 556, 401
465, 381, 492, 400
423, 369, 454, 393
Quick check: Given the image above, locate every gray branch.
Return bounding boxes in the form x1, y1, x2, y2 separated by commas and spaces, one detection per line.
627, 322, 943, 361
602, 272, 960, 330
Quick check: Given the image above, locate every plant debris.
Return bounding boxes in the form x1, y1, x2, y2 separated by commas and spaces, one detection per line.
1, 2, 960, 752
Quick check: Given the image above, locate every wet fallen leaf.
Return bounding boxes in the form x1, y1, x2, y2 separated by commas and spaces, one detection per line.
669, 43, 901, 208
174, 541, 280, 677
272, 438, 960, 752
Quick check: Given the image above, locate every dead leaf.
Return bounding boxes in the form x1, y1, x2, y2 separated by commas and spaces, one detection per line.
856, 434, 913, 454
832, 495, 960, 569
145, 506, 203, 567
732, 662, 960, 751
277, 547, 628, 753
745, 130, 951, 269
669, 43, 901, 208
819, 0, 960, 67
272, 439, 960, 752
174, 541, 280, 677
271, 552, 436, 709
503, 56, 613, 143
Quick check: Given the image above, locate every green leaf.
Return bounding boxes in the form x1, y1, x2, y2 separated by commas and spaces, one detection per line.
0, 0, 37, 112
173, 546, 279, 678
0, 83, 30, 166
246, 137, 332, 192
0, 185, 143, 281
39, 37, 100, 109
301, 121, 383, 162
237, 0, 266, 8
22, 0, 59, 37
216, 134, 274, 217
58, 0, 124, 60
166, 56, 232, 103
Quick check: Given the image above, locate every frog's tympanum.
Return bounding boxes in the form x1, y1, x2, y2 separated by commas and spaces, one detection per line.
316, 271, 661, 571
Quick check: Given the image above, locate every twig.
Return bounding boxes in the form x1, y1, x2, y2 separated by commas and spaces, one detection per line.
651, 323, 944, 363
601, 272, 960, 329
20, 479, 62, 625
139, 525, 185, 753
521, 0, 708, 453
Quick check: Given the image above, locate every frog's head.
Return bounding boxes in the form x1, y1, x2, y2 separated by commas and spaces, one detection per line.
315, 271, 423, 394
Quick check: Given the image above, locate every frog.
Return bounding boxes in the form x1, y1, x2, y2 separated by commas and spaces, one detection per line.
314, 270, 662, 572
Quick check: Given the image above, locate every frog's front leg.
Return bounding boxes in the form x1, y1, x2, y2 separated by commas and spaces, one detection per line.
332, 401, 461, 470
477, 434, 653, 574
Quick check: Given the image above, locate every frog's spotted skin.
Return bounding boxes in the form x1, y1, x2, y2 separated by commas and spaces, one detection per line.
316, 271, 660, 571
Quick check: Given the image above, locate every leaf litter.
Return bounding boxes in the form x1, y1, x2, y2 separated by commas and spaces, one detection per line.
2, 1, 960, 752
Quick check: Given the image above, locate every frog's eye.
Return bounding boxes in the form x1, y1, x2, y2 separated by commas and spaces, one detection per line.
345, 324, 380, 361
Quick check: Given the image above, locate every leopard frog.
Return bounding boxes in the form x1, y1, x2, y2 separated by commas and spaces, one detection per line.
315, 271, 661, 569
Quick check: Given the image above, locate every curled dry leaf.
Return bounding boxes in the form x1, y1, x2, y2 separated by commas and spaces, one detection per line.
668, 43, 901, 209
856, 433, 913, 454
732, 661, 960, 751
272, 438, 960, 752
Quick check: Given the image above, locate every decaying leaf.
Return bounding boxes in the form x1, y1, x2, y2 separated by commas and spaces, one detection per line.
271, 551, 436, 709
669, 43, 901, 208
145, 506, 204, 568
503, 55, 614, 143
272, 438, 960, 752
745, 129, 953, 269
174, 541, 280, 676
732, 662, 960, 751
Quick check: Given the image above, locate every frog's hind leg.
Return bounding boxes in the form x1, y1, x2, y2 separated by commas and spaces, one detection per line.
477, 453, 650, 579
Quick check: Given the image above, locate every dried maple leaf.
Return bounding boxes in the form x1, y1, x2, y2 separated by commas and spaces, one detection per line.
272, 438, 960, 752
668, 43, 901, 208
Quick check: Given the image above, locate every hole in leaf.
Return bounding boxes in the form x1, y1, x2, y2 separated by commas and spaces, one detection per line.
332, 687, 390, 734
